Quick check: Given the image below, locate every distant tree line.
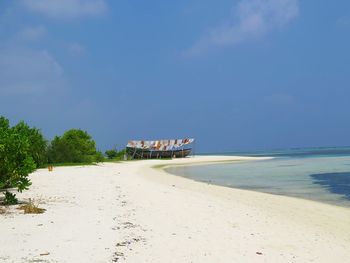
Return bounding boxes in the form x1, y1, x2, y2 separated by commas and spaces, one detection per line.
0, 115, 125, 204
105, 149, 126, 160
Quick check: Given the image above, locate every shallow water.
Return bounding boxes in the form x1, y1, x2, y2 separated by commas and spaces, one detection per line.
166, 154, 350, 207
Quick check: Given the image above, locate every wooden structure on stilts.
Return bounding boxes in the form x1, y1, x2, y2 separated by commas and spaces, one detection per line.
126, 138, 195, 159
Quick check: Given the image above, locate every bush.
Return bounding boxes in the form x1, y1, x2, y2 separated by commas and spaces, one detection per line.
0, 116, 36, 203
12, 121, 48, 167
95, 151, 105, 162
116, 149, 126, 160
105, 149, 118, 159
48, 129, 97, 164
105, 149, 126, 160
3, 191, 18, 205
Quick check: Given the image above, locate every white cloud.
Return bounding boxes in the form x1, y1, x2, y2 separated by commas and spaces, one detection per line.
17, 25, 46, 41
187, 0, 299, 55
21, 0, 107, 19
0, 48, 65, 95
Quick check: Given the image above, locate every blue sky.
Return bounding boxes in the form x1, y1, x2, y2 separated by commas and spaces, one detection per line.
0, 0, 350, 152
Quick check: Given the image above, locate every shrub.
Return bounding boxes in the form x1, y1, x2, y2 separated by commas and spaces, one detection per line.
0, 116, 36, 203
12, 121, 48, 167
3, 191, 18, 205
95, 151, 105, 162
116, 149, 126, 160
105, 149, 118, 159
48, 129, 97, 164
105, 149, 126, 160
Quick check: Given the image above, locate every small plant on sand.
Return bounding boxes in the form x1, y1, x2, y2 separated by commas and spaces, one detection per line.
17, 198, 46, 214
3, 191, 18, 205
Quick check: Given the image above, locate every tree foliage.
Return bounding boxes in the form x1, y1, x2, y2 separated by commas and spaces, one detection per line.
48, 129, 97, 163
105, 149, 118, 159
95, 151, 105, 162
115, 149, 126, 160
12, 121, 48, 167
0, 117, 38, 202
105, 149, 126, 160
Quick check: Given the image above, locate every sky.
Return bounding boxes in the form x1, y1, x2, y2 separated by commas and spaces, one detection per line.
0, 0, 350, 153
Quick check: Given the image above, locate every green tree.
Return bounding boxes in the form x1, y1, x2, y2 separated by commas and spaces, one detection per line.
116, 149, 126, 160
105, 149, 118, 159
12, 121, 48, 167
0, 117, 36, 203
48, 129, 97, 163
95, 151, 105, 162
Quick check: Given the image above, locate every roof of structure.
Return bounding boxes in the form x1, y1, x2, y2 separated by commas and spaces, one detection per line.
126, 138, 194, 151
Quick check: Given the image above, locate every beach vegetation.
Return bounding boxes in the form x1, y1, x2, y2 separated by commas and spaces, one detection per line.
116, 149, 126, 159
0, 116, 36, 204
95, 151, 105, 162
48, 129, 97, 164
12, 121, 48, 168
104, 149, 126, 161
3, 192, 18, 205
17, 198, 45, 214
105, 149, 118, 159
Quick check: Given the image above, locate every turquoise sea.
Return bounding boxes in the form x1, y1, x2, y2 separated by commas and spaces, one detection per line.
166, 147, 350, 207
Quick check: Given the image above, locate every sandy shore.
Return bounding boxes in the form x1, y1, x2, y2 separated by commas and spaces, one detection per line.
1, 156, 350, 262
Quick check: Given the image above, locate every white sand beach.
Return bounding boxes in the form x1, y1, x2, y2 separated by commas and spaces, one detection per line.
1, 156, 350, 262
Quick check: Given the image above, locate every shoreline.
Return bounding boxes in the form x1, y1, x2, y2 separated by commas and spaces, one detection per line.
160, 156, 350, 209
154, 154, 273, 167
130, 156, 350, 261
145, 156, 350, 212
1, 156, 350, 262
